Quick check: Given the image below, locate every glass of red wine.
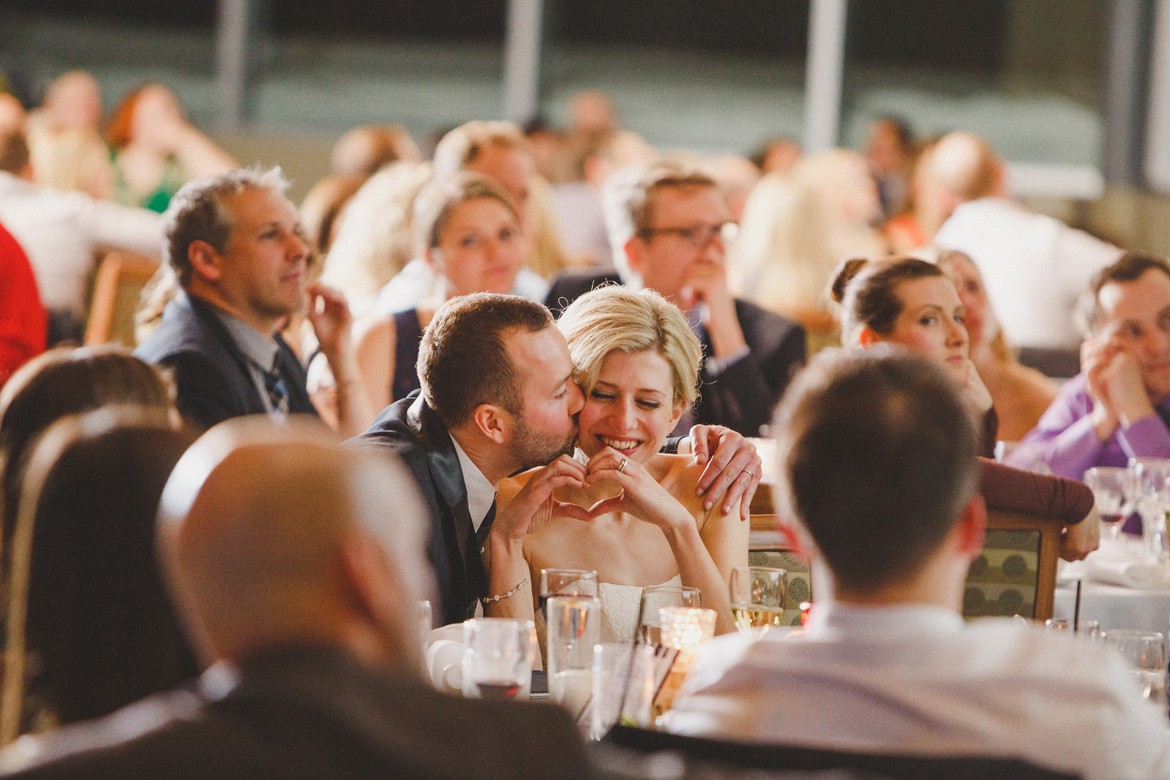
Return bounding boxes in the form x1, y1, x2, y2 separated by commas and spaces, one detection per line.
1084, 466, 1137, 545
461, 618, 535, 700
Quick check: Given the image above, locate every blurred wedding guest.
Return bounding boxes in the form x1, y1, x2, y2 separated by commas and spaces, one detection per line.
864, 115, 914, 221
0, 409, 199, 741
330, 124, 421, 178
298, 172, 366, 255
566, 89, 617, 139
0, 127, 160, 344
372, 121, 552, 314
0, 346, 173, 559
0, 419, 593, 780
701, 155, 759, 225
0, 221, 46, 386
1010, 253, 1170, 479
883, 138, 950, 253
353, 173, 526, 411
750, 137, 800, 176
937, 249, 1056, 442
546, 159, 806, 437
932, 131, 1122, 354
315, 162, 431, 316
27, 127, 112, 199
106, 84, 237, 213
0, 97, 25, 135
792, 148, 887, 263
27, 72, 101, 134
729, 171, 837, 318
134, 167, 373, 435
670, 351, 1166, 780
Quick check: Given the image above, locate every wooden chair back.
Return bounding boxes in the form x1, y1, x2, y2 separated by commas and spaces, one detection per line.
84, 252, 160, 347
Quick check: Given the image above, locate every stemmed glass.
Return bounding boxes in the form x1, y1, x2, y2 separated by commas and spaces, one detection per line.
461, 618, 535, 700
1130, 457, 1170, 561
636, 585, 700, 645
729, 566, 788, 634
1084, 467, 1137, 545
1103, 629, 1168, 706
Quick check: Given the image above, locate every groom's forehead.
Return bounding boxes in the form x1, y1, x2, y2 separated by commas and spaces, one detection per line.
507, 326, 572, 388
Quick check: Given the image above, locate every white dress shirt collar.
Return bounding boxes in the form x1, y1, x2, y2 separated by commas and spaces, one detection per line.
805, 601, 964, 640
449, 434, 497, 533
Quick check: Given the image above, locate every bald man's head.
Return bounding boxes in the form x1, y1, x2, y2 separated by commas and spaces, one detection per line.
157, 419, 432, 670
929, 131, 1004, 203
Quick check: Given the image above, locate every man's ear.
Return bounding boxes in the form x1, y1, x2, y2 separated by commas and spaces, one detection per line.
954, 493, 987, 560
858, 327, 882, 348
188, 240, 223, 284
624, 236, 644, 275
340, 533, 417, 663
470, 403, 509, 445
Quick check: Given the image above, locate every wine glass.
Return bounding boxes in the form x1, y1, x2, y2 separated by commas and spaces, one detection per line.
1084, 467, 1137, 544
729, 566, 788, 634
461, 618, 535, 700
1103, 629, 1167, 706
636, 585, 700, 645
1130, 457, 1170, 561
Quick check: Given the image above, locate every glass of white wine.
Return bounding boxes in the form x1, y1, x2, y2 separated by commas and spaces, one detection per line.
729, 566, 788, 634
636, 585, 701, 645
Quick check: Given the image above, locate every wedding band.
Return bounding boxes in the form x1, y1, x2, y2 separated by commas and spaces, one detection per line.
617, 457, 628, 473
745, 469, 754, 478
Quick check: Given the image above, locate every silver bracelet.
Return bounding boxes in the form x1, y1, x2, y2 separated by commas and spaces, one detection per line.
481, 577, 529, 605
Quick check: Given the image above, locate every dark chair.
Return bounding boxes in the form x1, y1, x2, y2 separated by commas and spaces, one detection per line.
602, 725, 1081, 780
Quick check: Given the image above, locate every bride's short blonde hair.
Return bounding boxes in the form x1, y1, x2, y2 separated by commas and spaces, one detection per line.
557, 285, 701, 410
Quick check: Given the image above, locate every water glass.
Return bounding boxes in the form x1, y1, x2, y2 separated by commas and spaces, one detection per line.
591, 642, 656, 739
729, 566, 789, 634
547, 596, 601, 723
461, 618, 535, 701
1103, 629, 1167, 706
417, 600, 433, 653
1084, 467, 1137, 543
540, 569, 599, 620
636, 585, 701, 645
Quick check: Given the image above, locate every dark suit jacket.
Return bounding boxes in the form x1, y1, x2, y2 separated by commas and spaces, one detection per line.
134, 293, 318, 431
0, 646, 593, 780
351, 393, 484, 627
545, 272, 807, 436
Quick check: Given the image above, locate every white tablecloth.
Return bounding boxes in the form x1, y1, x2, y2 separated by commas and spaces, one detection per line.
1054, 582, 1170, 634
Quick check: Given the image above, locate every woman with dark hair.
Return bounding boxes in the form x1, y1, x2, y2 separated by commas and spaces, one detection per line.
1, 408, 201, 740
831, 256, 1098, 562
0, 345, 175, 556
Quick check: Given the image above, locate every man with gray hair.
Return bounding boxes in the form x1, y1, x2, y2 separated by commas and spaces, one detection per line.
135, 167, 371, 434
0, 420, 591, 779
545, 159, 806, 436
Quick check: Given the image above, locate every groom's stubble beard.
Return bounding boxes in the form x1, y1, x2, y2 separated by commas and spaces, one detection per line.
510, 413, 578, 473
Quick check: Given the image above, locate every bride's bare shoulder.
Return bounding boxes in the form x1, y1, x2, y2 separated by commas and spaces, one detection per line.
654, 454, 705, 513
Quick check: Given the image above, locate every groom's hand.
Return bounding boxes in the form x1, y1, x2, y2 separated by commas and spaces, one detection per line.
492, 455, 590, 543
688, 425, 762, 522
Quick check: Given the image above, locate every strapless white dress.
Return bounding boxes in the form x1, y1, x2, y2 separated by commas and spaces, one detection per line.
597, 574, 683, 643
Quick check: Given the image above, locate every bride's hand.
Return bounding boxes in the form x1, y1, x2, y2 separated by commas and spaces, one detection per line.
492, 455, 590, 544
583, 448, 694, 532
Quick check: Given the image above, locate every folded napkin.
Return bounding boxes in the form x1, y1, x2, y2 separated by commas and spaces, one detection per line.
1083, 556, 1170, 589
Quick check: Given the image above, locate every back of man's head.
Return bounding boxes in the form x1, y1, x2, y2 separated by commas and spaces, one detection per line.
929, 131, 1002, 203
773, 349, 979, 592
417, 293, 551, 428
157, 418, 432, 668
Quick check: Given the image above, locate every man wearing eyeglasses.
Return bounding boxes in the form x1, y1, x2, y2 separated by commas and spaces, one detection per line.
545, 159, 806, 436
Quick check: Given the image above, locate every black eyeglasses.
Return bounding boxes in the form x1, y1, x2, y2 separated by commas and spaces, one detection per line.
637, 221, 738, 247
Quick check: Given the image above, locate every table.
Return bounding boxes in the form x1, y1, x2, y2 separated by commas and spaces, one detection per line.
1053, 581, 1170, 634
